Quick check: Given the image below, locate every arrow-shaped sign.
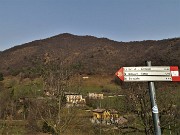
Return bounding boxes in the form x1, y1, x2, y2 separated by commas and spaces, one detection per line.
115, 66, 180, 82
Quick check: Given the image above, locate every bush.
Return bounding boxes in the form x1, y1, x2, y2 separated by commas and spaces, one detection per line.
42, 121, 55, 134
0, 72, 4, 81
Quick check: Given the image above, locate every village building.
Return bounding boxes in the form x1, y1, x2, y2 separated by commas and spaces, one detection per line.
91, 108, 119, 124
65, 92, 86, 107
88, 93, 104, 99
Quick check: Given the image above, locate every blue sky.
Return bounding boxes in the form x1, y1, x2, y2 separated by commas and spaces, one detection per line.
0, 0, 180, 51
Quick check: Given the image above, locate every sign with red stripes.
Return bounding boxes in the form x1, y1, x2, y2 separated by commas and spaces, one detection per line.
115, 66, 180, 82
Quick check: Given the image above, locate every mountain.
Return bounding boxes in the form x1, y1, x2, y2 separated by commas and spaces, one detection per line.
0, 33, 180, 76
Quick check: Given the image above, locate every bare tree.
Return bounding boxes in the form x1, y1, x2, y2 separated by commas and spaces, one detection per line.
36, 59, 77, 135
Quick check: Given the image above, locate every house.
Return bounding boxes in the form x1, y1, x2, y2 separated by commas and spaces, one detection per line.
88, 93, 104, 99
92, 109, 109, 120
108, 109, 119, 124
92, 108, 119, 124
65, 92, 86, 107
109, 109, 118, 118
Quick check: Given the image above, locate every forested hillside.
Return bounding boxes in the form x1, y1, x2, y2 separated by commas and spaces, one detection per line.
0, 33, 179, 76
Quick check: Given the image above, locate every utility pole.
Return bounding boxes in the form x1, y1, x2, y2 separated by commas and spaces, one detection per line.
146, 61, 161, 135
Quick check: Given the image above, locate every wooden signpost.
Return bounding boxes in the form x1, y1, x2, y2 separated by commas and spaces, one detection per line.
115, 61, 180, 135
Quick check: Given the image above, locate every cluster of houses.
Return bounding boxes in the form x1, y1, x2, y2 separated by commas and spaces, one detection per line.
64, 92, 104, 107
15, 91, 127, 125
64, 92, 127, 125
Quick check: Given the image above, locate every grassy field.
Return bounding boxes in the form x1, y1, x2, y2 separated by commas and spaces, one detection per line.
0, 75, 179, 134
69, 75, 121, 95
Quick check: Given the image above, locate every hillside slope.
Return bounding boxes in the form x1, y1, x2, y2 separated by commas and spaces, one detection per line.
0, 33, 180, 75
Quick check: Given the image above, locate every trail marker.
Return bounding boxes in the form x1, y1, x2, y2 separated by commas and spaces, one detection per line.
115, 61, 180, 135
115, 66, 180, 82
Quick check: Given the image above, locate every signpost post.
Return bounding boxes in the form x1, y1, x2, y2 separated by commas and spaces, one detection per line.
115, 61, 180, 135
146, 61, 161, 135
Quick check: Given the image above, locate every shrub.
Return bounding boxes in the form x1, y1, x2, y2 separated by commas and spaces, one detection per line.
0, 72, 4, 81
42, 121, 55, 134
